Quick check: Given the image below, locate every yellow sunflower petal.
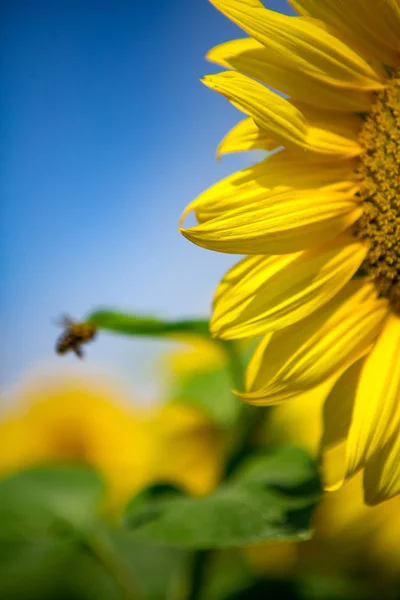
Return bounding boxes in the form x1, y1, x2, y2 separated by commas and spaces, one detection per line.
364, 431, 400, 506
180, 183, 361, 255
180, 151, 358, 226
322, 441, 348, 491
202, 72, 362, 157
241, 281, 388, 405
209, 0, 384, 89
290, 0, 400, 67
211, 236, 367, 339
319, 359, 365, 490
345, 315, 400, 486
294, 102, 362, 144
322, 359, 365, 450
207, 38, 374, 112
217, 116, 278, 157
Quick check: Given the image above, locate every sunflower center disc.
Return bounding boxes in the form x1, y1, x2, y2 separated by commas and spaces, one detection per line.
354, 72, 400, 313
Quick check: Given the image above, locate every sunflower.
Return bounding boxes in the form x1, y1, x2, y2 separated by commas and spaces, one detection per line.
180, 0, 400, 505
0, 375, 222, 513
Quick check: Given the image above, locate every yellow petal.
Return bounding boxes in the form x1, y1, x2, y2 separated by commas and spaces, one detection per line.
290, 0, 400, 67
207, 38, 374, 112
322, 359, 364, 450
202, 72, 362, 157
294, 101, 362, 145
320, 359, 365, 490
364, 432, 400, 506
180, 151, 358, 226
322, 441, 348, 491
180, 183, 362, 255
209, 0, 384, 89
217, 116, 278, 157
211, 237, 367, 339
345, 314, 400, 491
181, 151, 358, 226
241, 281, 388, 404
202, 71, 306, 147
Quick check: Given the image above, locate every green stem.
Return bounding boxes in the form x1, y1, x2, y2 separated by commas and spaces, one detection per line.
222, 340, 245, 392
85, 528, 142, 600
185, 340, 264, 600
186, 550, 212, 600
222, 340, 266, 477
86, 311, 210, 339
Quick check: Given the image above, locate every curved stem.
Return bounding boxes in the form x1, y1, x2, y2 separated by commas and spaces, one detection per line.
222, 340, 265, 477
223, 340, 246, 392
85, 528, 143, 600
185, 340, 264, 600
186, 550, 212, 600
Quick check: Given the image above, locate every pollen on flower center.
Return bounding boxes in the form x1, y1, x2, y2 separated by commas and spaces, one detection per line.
354, 72, 400, 313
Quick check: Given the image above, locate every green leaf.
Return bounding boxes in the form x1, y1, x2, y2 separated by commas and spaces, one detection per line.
0, 465, 105, 541
87, 310, 210, 338
198, 549, 254, 600
0, 537, 127, 600
171, 365, 240, 428
232, 445, 321, 494
110, 532, 188, 600
123, 446, 320, 549
0, 538, 76, 600
0, 467, 146, 600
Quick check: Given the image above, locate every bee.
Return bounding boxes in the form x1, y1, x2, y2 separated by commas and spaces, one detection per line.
55, 316, 97, 358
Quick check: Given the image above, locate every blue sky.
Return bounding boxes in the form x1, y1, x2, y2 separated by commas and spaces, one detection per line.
1, 0, 293, 399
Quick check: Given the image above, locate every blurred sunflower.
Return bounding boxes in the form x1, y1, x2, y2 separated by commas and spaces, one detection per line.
180, 0, 400, 505
0, 375, 222, 514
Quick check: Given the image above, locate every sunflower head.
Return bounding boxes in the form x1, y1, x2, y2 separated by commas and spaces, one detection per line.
180, 0, 400, 504
354, 72, 400, 311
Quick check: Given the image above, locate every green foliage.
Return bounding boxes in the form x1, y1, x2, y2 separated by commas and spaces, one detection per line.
0, 466, 124, 600
170, 363, 240, 428
87, 311, 210, 338
123, 446, 320, 549
196, 550, 254, 600
231, 445, 321, 492
0, 451, 379, 599
110, 533, 188, 600
0, 465, 104, 541
0, 538, 123, 600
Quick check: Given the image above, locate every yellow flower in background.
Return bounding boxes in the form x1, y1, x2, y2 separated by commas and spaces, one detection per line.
150, 401, 223, 496
0, 375, 222, 513
163, 334, 227, 379
180, 0, 400, 505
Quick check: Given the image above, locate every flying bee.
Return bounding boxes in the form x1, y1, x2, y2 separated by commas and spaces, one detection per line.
55, 316, 97, 358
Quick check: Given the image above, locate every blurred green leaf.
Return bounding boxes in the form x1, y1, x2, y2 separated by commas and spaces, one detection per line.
0, 538, 76, 600
198, 550, 254, 600
87, 310, 210, 338
171, 365, 240, 428
0, 467, 145, 600
232, 445, 321, 495
0, 537, 127, 600
110, 532, 188, 600
0, 465, 105, 541
123, 446, 320, 549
